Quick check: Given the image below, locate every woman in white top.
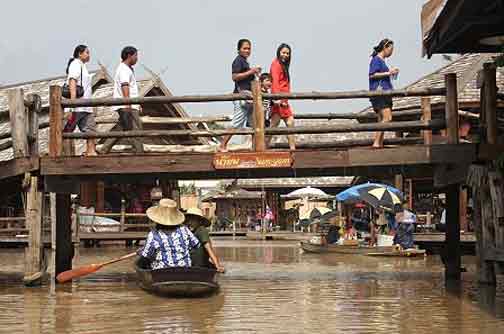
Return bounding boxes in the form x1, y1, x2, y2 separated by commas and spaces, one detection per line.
64, 44, 97, 155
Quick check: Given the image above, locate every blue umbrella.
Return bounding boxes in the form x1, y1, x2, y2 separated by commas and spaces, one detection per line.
336, 182, 403, 203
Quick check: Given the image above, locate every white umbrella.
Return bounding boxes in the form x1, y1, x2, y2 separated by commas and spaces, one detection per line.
286, 186, 330, 198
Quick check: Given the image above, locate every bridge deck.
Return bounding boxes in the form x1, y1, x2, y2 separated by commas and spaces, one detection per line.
39, 144, 477, 182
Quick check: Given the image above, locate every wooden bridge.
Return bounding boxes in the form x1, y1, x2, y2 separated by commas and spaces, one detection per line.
0, 68, 503, 287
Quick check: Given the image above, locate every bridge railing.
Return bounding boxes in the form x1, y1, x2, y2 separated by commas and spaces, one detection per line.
48, 73, 459, 157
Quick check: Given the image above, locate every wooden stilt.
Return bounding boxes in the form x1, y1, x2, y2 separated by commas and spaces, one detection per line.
55, 194, 73, 278
445, 73, 459, 145
445, 184, 461, 281
24, 175, 44, 286
482, 63, 497, 144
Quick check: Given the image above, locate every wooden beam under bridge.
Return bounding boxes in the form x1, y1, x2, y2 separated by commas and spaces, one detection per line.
41, 144, 476, 182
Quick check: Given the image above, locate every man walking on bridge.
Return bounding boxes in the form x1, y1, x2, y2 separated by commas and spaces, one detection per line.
100, 46, 144, 153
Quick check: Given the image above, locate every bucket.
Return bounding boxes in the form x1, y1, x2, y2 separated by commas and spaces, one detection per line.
377, 234, 394, 247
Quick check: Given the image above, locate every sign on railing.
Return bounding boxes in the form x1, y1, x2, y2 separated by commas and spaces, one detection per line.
213, 152, 293, 169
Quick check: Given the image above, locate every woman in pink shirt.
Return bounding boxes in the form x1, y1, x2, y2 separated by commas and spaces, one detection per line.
269, 43, 296, 150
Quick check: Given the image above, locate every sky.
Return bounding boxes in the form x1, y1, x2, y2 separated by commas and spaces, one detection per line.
0, 0, 444, 115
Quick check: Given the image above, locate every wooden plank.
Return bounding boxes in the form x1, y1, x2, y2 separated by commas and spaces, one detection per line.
0, 157, 39, 180
49, 86, 63, 158
445, 73, 459, 144
270, 137, 423, 150
8, 88, 28, 158
24, 175, 44, 284
55, 194, 72, 277
213, 152, 292, 169
445, 183, 461, 281
483, 63, 498, 144
430, 144, 476, 164
484, 246, 504, 262
252, 80, 265, 151
477, 144, 504, 161
349, 146, 430, 166
60, 87, 448, 108
61, 120, 445, 140
40, 145, 469, 177
421, 97, 433, 145
434, 164, 469, 188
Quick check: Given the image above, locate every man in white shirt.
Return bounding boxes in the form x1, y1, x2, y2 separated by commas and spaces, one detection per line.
101, 46, 143, 153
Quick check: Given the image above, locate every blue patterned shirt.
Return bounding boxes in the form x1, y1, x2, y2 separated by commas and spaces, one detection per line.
138, 226, 200, 269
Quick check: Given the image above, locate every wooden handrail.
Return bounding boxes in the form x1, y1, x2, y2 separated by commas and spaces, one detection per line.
62, 119, 445, 140
59, 87, 447, 108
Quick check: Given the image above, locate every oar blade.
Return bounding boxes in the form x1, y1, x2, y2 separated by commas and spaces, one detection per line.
56, 264, 102, 283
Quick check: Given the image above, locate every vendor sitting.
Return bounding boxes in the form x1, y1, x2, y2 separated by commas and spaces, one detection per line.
185, 207, 225, 273
137, 199, 200, 270
393, 206, 416, 250
325, 225, 341, 244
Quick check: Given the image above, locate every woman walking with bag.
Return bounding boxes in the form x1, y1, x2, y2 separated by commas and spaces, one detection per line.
63, 44, 97, 155
269, 43, 295, 151
368, 38, 399, 148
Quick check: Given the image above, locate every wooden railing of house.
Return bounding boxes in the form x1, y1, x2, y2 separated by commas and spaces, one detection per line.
48, 74, 460, 156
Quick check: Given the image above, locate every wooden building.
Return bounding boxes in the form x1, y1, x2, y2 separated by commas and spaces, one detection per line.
421, 0, 504, 284
202, 188, 263, 228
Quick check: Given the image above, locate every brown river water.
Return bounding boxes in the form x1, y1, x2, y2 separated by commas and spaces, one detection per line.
1, 239, 504, 334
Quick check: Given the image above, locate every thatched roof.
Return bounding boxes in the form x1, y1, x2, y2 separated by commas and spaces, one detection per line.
0, 68, 209, 161
233, 176, 354, 191
202, 188, 262, 202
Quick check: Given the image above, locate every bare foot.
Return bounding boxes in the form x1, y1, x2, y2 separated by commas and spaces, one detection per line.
218, 145, 228, 153
85, 151, 98, 156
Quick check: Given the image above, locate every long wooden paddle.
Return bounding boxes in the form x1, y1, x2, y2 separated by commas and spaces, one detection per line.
56, 252, 137, 283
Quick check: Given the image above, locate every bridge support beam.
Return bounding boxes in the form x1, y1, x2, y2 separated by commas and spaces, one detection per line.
445, 183, 461, 281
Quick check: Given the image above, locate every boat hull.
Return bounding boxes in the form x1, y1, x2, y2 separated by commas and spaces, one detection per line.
135, 261, 219, 297
300, 241, 394, 255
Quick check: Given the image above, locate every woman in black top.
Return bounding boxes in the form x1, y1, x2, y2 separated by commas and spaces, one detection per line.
219, 39, 261, 152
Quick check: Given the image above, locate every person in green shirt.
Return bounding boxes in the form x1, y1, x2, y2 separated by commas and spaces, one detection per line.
185, 208, 225, 273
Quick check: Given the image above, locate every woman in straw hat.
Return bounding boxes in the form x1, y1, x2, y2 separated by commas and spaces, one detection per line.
185, 208, 225, 273
137, 199, 201, 270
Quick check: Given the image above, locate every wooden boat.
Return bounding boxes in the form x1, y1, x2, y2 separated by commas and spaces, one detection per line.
135, 260, 220, 297
300, 241, 394, 255
366, 248, 427, 258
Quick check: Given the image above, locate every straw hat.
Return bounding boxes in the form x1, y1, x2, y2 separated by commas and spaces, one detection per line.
146, 198, 185, 226
185, 207, 211, 227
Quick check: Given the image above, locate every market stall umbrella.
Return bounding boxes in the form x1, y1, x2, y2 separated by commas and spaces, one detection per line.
336, 182, 402, 203
357, 184, 404, 212
286, 186, 330, 199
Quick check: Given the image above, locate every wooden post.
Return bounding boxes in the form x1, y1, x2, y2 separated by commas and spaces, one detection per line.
26, 94, 41, 156
421, 97, 432, 145
24, 175, 44, 285
459, 187, 468, 232
474, 187, 496, 284
96, 182, 105, 213
445, 73, 459, 144
445, 184, 461, 281
408, 179, 413, 210
251, 80, 266, 152
49, 86, 64, 157
8, 88, 28, 158
55, 194, 73, 277
120, 198, 126, 232
394, 174, 404, 193
483, 63, 498, 144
